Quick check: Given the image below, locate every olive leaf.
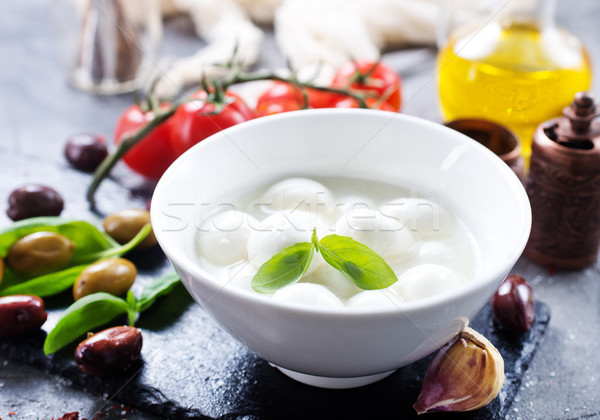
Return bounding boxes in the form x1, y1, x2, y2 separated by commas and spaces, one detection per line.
44, 272, 181, 354
251, 242, 315, 293
43, 292, 129, 355
136, 272, 181, 312
0, 265, 87, 297
313, 232, 397, 290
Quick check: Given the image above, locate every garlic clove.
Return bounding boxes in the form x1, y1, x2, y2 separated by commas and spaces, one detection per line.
492, 274, 535, 333
413, 327, 505, 414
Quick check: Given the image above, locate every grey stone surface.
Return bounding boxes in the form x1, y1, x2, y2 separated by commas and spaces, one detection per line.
1, 0, 600, 419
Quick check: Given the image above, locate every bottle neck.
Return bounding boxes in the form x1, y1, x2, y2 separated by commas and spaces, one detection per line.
494, 0, 556, 30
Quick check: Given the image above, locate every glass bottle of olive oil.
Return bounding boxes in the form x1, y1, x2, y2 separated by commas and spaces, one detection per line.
437, 0, 592, 160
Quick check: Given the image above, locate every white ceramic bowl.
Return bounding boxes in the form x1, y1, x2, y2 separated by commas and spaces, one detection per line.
151, 109, 531, 388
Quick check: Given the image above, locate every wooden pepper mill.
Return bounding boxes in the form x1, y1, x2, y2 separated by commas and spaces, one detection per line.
525, 92, 600, 269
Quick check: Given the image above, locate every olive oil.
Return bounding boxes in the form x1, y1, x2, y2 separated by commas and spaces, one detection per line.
437, 21, 592, 159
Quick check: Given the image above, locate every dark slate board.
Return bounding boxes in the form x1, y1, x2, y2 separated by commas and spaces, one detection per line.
0, 153, 551, 419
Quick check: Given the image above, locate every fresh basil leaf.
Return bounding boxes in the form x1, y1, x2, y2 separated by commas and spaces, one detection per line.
136, 272, 181, 312
71, 223, 152, 264
43, 292, 129, 355
0, 265, 87, 297
316, 234, 397, 290
0, 217, 117, 259
0, 217, 118, 285
252, 242, 315, 293
126, 290, 137, 326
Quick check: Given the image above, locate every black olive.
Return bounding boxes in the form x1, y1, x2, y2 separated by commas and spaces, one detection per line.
0, 295, 48, 337
492, 274, 535, 333
64, 133, 108, 172
75, 326, 143, 375
7, 184, 64, 221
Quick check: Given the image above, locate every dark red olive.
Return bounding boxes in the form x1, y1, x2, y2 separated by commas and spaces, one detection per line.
0, 295, 48, 337
74, 326, 143, 375
492, 274, 535, 333
7, 184, 64, 221
64, 133, 108, 172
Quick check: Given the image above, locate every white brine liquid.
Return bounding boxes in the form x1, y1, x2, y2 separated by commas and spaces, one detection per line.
195, 177, 480, 308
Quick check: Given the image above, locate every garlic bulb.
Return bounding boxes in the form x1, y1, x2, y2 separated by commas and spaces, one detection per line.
414, 327, 505, 414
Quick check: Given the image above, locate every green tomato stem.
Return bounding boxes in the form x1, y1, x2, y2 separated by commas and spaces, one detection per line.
228, 73, 369, 108
86, 107, 177, 209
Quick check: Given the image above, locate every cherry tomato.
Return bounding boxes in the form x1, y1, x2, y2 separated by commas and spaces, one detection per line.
256, 82, 304, 116
255, 82, 342, 116
331, 60, 402, 111
169, 90, 255, 155
114, 104, 177, 180
333, 96, 397, 111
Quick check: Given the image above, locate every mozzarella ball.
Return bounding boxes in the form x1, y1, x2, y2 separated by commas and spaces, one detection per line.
332, 195, 375, 220
196, 210, 257, 265
335, 208, 416, 259
247, 210, 325, 275
347, 290, 404, 308
227, 262, 258, 293
303, 265, 362, 300
416, 241, 456, 265
272, 283, 344, 308
392, 264, 464, 302
259, 177, 333, 213
379, 198, 456, 239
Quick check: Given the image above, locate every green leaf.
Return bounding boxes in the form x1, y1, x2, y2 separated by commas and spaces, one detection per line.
0, 219, 150, 291
252, 242, 314, 293
0, 217, 116, 260
0, 217, 117, 286
136, 272, 181, 312
43, 293, 129, 355
71, 223, 152, 264
126, 290, 137, 326
316, 234, 397, 290
0, 265, 87, 297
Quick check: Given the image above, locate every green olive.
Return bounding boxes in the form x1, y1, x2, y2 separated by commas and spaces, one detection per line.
103, 209, 156, 249
6, 232, 75, 277
73, 258, 137, 301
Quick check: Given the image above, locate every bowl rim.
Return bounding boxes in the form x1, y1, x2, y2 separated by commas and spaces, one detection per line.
151, 109, 532, 317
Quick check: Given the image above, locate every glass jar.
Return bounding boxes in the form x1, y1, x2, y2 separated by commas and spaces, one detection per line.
52, 0, 162, 95
436, 0, 592, 160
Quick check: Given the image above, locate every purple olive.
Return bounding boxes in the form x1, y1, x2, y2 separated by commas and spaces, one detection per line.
7, 184, 64, 221
0, 295, 48, 337
75, 326, 143, 375
64, 133, 108, 172
492, 274, 535, 333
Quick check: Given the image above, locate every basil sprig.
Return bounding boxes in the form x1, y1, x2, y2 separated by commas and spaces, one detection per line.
44, 272, 180, 355
0, 217, 151, 297
251, 230, 397, 293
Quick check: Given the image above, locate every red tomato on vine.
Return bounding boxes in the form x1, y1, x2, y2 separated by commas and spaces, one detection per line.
255, 82, 342, 116
114, 104, 177, 180
169, 90, 255, 156
333, 96, 397, 111
331, 60, 402, 111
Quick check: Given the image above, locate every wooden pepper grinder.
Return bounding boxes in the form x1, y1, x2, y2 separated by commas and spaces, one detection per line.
525, 92, 600, 269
